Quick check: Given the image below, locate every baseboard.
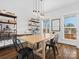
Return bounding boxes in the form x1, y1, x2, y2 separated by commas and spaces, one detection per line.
58, 42, 77, 48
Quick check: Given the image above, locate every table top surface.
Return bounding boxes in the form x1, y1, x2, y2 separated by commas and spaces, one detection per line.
17, 33, 57, 44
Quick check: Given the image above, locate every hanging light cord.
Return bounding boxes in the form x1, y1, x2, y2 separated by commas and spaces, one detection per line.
40, 0, 44, 16
33, 0, 34, 12
33, 0, 45, 18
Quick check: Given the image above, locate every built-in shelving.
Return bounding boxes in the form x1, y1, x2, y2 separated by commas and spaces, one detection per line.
0, 12, 17, 49
28, 18, 40, 34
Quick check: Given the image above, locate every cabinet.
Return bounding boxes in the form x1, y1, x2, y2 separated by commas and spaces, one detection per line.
0, 12, 17, 48
28, 18, 40, 34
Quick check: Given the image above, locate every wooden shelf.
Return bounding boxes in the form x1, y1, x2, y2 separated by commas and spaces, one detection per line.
0, 13, 17, 18
0, 11, 17, 49
28, 29, 32, 31
29, 20, 40, 23
0, 21, 16, 24
28, 24, 40, 27
28, 28, 40, 31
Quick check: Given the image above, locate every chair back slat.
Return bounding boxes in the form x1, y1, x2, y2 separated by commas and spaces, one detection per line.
12, 36, 24, 52
50, 34, 59, 45
54, 34, 58, 42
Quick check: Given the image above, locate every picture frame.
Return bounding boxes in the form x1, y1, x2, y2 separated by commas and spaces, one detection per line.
51, 19, 60, 31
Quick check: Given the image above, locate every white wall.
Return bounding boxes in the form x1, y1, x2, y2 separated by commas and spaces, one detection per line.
76, 15, 79, 48
45, 2, 79, 48
0, 0, 33, 34
45, 2, 79, 16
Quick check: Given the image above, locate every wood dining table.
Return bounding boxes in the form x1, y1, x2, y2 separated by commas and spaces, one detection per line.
17, 33, 57, 59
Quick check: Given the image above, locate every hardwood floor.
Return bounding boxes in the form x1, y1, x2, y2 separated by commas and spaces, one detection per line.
0, 44, 78, 59
77, 48, 79, 59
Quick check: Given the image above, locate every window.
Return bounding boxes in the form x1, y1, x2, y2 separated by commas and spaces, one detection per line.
64, 16, 77, 40
43, 20, 50, 33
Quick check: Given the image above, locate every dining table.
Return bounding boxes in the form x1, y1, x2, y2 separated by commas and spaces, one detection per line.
17, 33, 57, 59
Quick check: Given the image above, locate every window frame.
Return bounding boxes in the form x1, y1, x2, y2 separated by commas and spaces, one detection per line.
51, 19, 60, 31
64, 15, 77, 40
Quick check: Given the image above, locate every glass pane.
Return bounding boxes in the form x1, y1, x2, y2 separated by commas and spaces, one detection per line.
64, 16, 77, 40
64, 16, 76, 27
43, 20, 50, 33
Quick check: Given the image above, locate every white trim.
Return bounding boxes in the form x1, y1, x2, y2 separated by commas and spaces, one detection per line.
64, 27, 76, 28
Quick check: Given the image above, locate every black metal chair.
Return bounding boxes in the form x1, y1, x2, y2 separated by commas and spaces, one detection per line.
0, 33, 3, 43
0, 33, 2, 41
46, 34, 59, 59
12, 36, 35, 59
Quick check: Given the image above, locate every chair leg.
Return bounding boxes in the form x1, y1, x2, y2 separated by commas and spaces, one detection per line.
45, 46, 47, 51
55, 46, 59, 55
32, 52, 35, 59
16, 55, 18, 59
37, 43, 39, 49
52, 46, 56, 59
49, 46, 51, 51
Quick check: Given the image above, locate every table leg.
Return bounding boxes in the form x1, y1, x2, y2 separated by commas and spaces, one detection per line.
42, 41, 46, 59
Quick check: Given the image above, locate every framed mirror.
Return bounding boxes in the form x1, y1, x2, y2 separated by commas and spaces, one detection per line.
51, 19, 60, 31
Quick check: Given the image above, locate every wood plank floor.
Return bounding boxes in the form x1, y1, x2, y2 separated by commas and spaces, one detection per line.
0, 44, 78, 59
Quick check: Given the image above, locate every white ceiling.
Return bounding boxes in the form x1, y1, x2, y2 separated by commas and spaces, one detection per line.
43, 0, 79, 12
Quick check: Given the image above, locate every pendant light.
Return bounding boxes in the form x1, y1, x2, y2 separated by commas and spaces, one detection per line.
32, 0, 45, 19
40, 0, 45, 19
32, 0, 39, 19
